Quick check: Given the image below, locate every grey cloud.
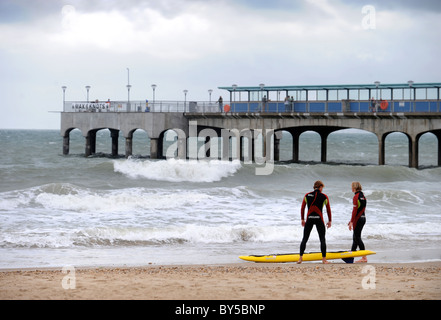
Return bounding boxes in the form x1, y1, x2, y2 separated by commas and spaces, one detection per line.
0, 0, 202, 24
342, 0, 441, 12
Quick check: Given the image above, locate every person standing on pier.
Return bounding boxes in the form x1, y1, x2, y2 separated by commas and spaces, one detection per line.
284, 96, 290, 112
217, 96, 223, 112
298, 180, 332, 264
261, 95, 268, 112
348, 181, 368, 263
370, 97, 376, 112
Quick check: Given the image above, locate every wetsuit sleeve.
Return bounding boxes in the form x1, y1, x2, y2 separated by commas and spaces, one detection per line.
350, 193, 358, 223
325, 195, 332, 222
300, 195, 307, 220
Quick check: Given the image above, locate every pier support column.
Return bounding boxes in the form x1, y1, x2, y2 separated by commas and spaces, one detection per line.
89, 131, 97, 155
150, 138, 159, 159
239, 136, 244, 162
418, 130, 441, 167
251, 130, 256, 162
157, 136, 164, 159
199, 128, 219, 160
291, 131, 300, 163
177, 136, 186, 160
85, 133, 92, 157
434, 131, 441, 167
110, 129, 119, 157
320, 132, 329, 163
438, 134, 441, 167
125, 136, 132, 158
205, 136, 211, 159
185, 137, 190, 160
409, 136, 418, 169
274, 132, 281, 162
240, 130, 254, 163
63, 134, 70, 155
85, 131, 97, 157
378, 134, 385, 166
222, 136, 230, 161
261, 130, 268, 161
272, 131, 284, 162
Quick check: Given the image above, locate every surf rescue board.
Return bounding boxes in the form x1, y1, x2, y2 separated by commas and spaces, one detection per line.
239, 250, 375, 263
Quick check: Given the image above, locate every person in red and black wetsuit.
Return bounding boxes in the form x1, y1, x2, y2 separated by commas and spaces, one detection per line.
298, 180, 332, 264
348, 181, 368, 263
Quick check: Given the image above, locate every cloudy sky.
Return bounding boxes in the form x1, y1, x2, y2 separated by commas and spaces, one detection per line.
0, 0, 440, 129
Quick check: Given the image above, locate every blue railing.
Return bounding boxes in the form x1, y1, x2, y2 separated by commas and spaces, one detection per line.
224, 100, 440, 113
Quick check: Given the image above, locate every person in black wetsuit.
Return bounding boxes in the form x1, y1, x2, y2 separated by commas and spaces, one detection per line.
298, 180, 332, 264
348, 181, 368, 263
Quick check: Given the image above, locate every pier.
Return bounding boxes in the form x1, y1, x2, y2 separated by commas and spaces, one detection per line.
60, 82, 441, 168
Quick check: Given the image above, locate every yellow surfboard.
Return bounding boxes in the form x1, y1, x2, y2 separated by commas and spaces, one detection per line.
239, 250, 375, 263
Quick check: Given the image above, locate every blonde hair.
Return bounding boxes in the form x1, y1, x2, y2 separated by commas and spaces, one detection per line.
352, 181, 362, 192
313, 180, 324, 189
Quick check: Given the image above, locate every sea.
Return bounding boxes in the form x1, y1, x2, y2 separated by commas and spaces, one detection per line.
0, 128, 440, 269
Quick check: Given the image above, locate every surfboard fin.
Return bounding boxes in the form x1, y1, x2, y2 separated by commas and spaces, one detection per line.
342, 257, 354, 263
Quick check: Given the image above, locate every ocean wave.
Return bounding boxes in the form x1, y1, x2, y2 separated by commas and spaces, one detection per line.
5, 188, 301, 214
291, 163, 441, 183
1, 222, 440, 249
0, 183, 281, 224
32, 185, 213, 214
113, 158, 242, 182
0, 225, 294, 249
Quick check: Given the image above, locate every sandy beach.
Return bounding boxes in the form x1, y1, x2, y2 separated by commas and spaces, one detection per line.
1, 262, 440, 300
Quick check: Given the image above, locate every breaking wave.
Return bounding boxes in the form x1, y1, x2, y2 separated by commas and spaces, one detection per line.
113, 158, 242, 182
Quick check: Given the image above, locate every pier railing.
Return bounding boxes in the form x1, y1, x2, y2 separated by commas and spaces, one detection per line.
64, 100, 220, 113
64, 99, 441, 113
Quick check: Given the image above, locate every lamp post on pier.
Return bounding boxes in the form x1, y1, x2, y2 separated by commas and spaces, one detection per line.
151, 84, 157, 108
408, 80, 414, 112
259, 83, 265, 100
183, 89, 188, 112
61, 86, 67, 110
408, 80, 414, 99
126, 68, 131, 111
374, 81, 380, 100
126, 84, 132, 111
85, 86, 91, 102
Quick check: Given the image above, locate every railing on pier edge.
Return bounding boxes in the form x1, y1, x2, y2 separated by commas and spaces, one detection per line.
64, 99, 441, 114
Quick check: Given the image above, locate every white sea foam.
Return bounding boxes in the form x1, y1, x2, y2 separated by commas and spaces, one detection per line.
1, 220, 440, 250
113, 158, 242, 182
30, 185, 212, 214
0, 214, 441, 248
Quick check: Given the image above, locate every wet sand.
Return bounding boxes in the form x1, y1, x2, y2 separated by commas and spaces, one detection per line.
1, 262, 440, 300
